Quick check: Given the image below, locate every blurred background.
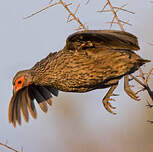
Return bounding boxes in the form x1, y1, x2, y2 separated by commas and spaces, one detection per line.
0, 0, 153, 151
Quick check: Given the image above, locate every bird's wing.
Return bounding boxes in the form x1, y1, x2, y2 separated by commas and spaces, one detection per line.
66, 30, 140, 51
8, 85, 58, 127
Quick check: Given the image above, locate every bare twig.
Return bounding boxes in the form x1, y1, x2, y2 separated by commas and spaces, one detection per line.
98, 1, 134, 29
113, 7, 135, 14
98, 2, 108, 12
67, 4, 80, 23
0, 142, 18, 152
24, 2, 60, 19
107, 0, 124, 30
59, 0, 86, 30
145, 65, 153, 83
107, 20, 132, 26
129, 75, 146, 88
109, 4, 129, 29
24, 0, 86, 30
139, 68, 146, 83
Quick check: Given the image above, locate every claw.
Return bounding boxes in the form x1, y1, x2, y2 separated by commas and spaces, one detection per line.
103, 98, 116, 114
109, 98, 115, 101
145, 100, 153, 108
124, 75, 140, 101
112, 93, 119, 96
102, 85, 118, 114
108, 102, 116, 109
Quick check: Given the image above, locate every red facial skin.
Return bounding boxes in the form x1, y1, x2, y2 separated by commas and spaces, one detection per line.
13, 76, 25, 93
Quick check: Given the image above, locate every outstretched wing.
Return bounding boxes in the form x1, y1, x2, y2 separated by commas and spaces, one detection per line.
8, 85, 58, 127
66, 30, 140, 51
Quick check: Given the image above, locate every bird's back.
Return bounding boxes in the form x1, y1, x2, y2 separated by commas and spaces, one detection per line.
31, 47, 149, 92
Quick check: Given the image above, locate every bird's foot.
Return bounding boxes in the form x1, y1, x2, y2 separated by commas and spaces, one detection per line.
102, 85, 118, 114
124, 75, 140, 101
103, 97, 116, 114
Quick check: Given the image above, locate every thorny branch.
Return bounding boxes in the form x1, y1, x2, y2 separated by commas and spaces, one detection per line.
98, 0, 134, 29
0, 142, 19, 152
100, 0, 153, 106
24, 0, 87, 30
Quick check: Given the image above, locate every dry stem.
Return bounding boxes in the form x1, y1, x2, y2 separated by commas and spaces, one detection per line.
0, 142, 18, 152
24, 2, 60, 19
24, 0, 86, 30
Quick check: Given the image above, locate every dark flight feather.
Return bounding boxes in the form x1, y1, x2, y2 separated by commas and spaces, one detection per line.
30, 85, 48, 112
45, 86, 59, 96
8, 93, 17, 124
20, 90, 29, 123
25, 87, 37, 119
16, 94, 21, 125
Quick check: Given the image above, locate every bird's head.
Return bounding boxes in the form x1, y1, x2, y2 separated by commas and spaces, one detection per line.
9, 69, 58, 127
12, 70, 33, 94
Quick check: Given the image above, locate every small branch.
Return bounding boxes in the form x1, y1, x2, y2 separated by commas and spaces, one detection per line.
59, 0, 86, 30
107, 0, 124, 31
113, 7, 135, 14
98, 2, 108, 12
67, 4, 80, 23
109, 4, 128, 29
24, 2, 60, 19
107, 20, 132, 26
129, 75, 146, 88
139, 68, 146, 83
98, 9, 111, 12
24, 0, 87, 30
145, 65, 153, 83
0, 142, 18, 152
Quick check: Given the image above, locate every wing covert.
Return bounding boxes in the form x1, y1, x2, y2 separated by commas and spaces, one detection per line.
66, 30, 140, 51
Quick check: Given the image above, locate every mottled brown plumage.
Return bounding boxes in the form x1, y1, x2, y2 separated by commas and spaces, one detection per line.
8, 30, 150, 127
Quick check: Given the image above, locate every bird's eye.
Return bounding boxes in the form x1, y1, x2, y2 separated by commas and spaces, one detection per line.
18, 80, 22, 84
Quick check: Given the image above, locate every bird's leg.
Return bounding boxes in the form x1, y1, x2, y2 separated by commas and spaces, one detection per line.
102, 84, 118, 114
124, 75, 140, 101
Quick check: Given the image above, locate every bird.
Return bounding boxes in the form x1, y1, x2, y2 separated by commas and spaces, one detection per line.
8, 30, 150, 127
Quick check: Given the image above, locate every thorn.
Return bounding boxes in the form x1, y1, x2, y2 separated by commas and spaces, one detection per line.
147, 120, 153, 124
145, 65, 153, 83
113, 3, 135, 14
136, 88, 145, 94
109, 98, 115, 101
119, 19, 132, 26
112, 93, 119, 96
145, 100, 153, 108
74, 4, 80, 16
65, 3, 72, 7
98, 2, 108, 12
23, 2, 60, 19
97, 10, 112, 12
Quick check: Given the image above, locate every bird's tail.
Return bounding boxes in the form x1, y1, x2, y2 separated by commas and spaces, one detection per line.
137, 58, 151, 66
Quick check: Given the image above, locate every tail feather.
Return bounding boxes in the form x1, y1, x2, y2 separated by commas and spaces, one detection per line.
138, 58, 151, 66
